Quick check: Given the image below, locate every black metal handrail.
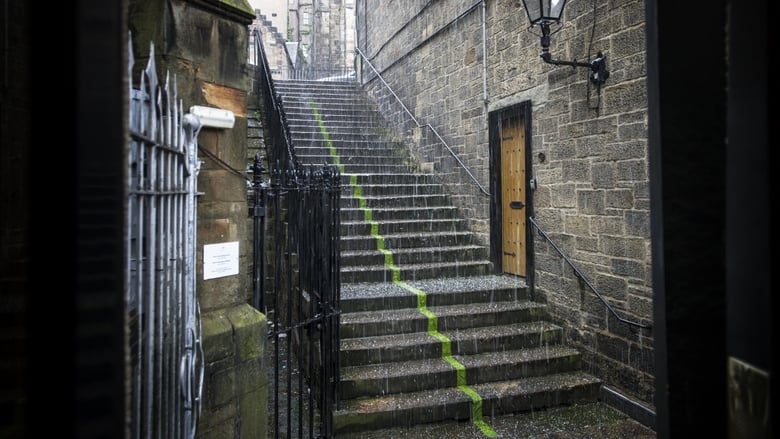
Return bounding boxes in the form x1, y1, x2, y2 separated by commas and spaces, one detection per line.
355, 47, 490, 196
251, 28, 298, 172
528, 216, 652, 330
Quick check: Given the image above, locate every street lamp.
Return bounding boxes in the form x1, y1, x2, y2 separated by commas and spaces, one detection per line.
520, 0, 609, 85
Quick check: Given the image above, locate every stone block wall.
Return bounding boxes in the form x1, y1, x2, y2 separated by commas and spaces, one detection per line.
360, 0, 492, 245
357, 0, 654, 415
200, 305, 268, 439
128, 1, 268, 437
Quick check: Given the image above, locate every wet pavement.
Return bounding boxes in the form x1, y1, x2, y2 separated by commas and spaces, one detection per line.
335, 402, 657, 438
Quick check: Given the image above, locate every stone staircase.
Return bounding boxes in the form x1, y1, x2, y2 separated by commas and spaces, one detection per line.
273, 79, 602, 436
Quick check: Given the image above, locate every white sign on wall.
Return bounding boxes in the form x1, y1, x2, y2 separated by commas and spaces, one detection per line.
203, 241, 239, 280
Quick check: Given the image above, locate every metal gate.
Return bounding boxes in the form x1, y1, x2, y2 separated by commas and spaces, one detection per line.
250, 26, 342, 438
127, 38, 204, 439
250, 158, 341, 439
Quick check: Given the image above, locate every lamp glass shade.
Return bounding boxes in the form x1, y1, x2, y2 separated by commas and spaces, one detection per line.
523, 0, 567, 25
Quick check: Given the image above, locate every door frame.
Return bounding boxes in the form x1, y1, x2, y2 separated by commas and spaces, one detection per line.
488, 101, 534, 283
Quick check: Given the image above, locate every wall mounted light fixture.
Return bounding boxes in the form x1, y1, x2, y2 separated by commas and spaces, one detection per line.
521, 0, 609, 85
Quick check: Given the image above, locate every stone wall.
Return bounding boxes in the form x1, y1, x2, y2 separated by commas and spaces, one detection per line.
128, 1, 268, 437
359, 0, 492, 244
357, 0, 654, 415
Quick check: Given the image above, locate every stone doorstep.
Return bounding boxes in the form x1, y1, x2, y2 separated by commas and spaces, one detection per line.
332, 371, 602, 434
340, 300, 548, 338
340, 345, 584, 399
339, 321, 563, 367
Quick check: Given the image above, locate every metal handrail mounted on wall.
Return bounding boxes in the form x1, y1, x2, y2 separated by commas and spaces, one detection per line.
355, 47, 490, 197
528, 216, 652, 330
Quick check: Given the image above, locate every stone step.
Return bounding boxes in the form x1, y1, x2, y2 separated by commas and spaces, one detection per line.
277, 96, 365, 105
287, 129, 388, 141
333, 371, 602, 434
339, 230, 479, 252
285, 113, 386, 125
340, 275, 529, 313
341, 244, 488, 268
287, 118, 391, 129
277, 87, 368, 98
282, 104, 379, 118
295, 145, 409, 159
340, 183, 444, 197
298, 153, 410, 167
332, 163, 418, 174
340, 300, 549, 338
339, 321, 561, 367
340, 173, 438, 185
340, 205, 460, 222
291, 139, 405, 150
340, 259, 493, 283
340, 345, 583, 399
340, 193, 454, 209
341, 218, 471, 236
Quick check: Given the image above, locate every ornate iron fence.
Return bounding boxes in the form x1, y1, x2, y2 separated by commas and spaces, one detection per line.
127, 38, 204, 439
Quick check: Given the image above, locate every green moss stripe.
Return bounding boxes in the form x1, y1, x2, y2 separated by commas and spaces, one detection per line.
399, 282, 497, 437
309, 98, 496, 437
309, 98, 344, 173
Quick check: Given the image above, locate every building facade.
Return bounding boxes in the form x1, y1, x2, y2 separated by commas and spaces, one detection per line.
288, 0, 357, 77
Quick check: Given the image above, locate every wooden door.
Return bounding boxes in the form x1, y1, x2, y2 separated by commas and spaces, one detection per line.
500, 116, 526, 276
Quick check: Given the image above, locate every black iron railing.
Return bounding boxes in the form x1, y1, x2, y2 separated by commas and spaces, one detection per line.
250, 162, 341, 439
251, 28, 298, 171
249, 28, 342, 439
